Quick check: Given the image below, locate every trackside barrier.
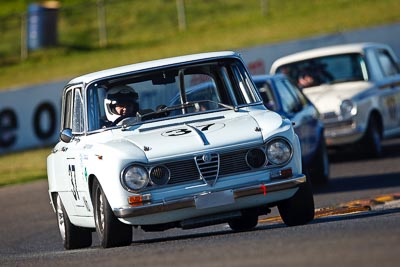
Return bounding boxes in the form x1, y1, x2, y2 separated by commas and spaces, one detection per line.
0, 81, 65, 155
1, 23, 400, 155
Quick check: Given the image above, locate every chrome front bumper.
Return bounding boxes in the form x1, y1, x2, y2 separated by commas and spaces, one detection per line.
323, 119, 364, 146
113, 174, 306, 219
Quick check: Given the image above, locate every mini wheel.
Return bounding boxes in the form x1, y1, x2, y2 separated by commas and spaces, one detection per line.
278, 178, 315, 226
92, 179, 132, 248
55, 194, 92, 250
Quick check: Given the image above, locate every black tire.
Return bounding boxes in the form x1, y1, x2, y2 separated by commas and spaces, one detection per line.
277, 178, 315, 226
307, 137, 330, 185
92, 179, 132, 248
55, 194, 92, 250
362, 115, 382, 158
228, 209, 258, 232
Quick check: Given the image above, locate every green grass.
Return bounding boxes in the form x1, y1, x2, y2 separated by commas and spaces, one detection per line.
1, 0, 399, 90
0, 0, 399, 186
0, 147, 51, 187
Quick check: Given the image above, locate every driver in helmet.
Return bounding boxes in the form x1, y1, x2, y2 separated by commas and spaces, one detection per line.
104, 85, 139, 126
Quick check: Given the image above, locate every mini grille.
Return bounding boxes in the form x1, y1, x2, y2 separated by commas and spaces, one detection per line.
195, 153, 220, 185
321, 112, 338, 120
163, 148, 259, 186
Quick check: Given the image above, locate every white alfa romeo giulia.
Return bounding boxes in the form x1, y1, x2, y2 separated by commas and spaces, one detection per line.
47, 51, 314, 249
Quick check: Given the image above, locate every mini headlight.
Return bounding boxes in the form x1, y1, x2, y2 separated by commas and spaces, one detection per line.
121, 165, 149, 191
150, 165, 170, 186
266, 139, 292, 165
246, 148, 267, 169
340, 100, 357, 118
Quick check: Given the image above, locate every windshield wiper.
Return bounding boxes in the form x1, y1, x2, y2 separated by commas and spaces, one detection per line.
137, 100, 238, 122
136, 102, 196, 122
196, 100, 239, 112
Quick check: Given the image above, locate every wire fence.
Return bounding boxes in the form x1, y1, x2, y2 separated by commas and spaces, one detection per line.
0, 0, 270, 64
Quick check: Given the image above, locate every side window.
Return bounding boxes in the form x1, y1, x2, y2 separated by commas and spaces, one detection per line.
72, 89, 84, 133
275, 79, 301, 114
283, 78, 307, 107
63, 89, 73, 130
257, 81, 277, 111
377, 49, 399, 77
62, 87, 84, 132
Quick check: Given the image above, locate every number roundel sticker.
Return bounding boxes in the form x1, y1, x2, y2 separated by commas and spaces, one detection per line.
161, 123, 225, 137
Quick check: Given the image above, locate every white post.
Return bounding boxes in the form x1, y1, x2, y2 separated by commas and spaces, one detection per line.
176, 0, 186, 31
20, 13, 28, 60
261, 0, 268, 16
97, 0, 107, 47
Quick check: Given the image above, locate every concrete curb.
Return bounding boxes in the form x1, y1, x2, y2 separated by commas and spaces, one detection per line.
259, 192, 400, 224
338, 192, 400, 211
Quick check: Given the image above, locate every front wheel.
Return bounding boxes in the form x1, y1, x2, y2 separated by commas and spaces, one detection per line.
55, 194, 92, 250
308, 137, 330, 185
362, 115, 382, 158
277, 178, 315, 226
92, 179, 132, 248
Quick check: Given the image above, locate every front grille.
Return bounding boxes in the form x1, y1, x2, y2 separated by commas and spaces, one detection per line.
165, 160, 200, 184
323, 119, 354, 129
321, 112, 338, 120
220, 149, 251, 174
164, 148, 252, 185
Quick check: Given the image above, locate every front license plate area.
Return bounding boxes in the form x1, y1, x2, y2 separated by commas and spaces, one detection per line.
195, 190, 235, 209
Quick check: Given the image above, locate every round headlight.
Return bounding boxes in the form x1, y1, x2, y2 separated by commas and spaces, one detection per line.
266, 139, 292, 165
150, 165, 170, 186
246, 148, 267, 169
340, 100, 357, 118
122, 165, 149, 191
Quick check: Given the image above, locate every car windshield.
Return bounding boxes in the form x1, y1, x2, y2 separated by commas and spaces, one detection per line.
86, 58, 260, 131
276, 53, 368, 89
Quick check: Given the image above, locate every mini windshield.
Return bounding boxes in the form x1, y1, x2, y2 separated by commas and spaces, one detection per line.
86, 58, 260, 131
276, 53, 368, 89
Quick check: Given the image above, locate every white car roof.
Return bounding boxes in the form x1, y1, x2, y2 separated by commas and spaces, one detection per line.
67, 51, 239, 86
270, 42, 389, 72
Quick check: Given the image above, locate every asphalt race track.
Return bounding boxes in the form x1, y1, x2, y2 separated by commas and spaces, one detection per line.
1, 138, 400, 267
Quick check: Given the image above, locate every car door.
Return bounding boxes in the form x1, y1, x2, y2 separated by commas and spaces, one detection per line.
374, 48, 400, 135
54, 85, 89, 217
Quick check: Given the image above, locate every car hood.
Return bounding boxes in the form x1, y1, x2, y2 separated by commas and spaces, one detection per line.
112, 110, 282, 161
303, 81, 372, 113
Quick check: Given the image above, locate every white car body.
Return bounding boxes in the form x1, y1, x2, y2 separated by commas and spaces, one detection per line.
270, 43, 400, 155
47, 51, 314, 249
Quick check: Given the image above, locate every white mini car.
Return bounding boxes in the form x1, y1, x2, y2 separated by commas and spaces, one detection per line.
271, 43, 400, 157
47, 51, 314, 249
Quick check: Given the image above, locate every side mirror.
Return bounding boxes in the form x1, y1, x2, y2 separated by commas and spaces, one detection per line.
60, 128, 73, 143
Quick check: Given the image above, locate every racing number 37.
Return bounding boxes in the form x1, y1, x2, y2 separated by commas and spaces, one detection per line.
68, 164, 80, 201
164, 123, 216, 136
